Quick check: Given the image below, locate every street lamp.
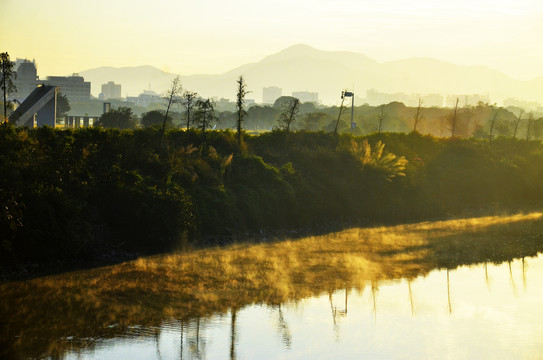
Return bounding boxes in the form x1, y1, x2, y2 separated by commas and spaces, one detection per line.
342, 91, 355, 130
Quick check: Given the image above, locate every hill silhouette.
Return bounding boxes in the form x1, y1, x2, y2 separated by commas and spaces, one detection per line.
80, 44, 543, 105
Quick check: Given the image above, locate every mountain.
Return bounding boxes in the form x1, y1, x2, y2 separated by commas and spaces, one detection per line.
80, 44, 543, 105
80, 65, 175, 98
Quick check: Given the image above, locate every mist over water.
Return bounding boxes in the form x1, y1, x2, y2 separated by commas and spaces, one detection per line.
2, 213, 543, 359
58, 256, 543, 360
4, 2, 543, 359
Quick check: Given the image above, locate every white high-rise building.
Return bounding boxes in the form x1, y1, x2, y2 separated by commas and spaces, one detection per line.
12, 59, 39, 101
262, 86, 282, 105
44, 74, 91, 103
100, 81, 122, 100
292, 91, 319, 104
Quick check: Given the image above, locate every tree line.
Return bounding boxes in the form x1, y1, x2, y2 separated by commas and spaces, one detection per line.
4, 50, 541, 141
2, 122, 543, 273
97, 94, 542, 141
90, 72, 542, 141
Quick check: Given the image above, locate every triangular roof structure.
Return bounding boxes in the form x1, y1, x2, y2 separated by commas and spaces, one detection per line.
8, 85, 58, 127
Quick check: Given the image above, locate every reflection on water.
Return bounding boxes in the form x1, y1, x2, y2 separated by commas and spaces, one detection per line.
2, 213, 543, 359
60, 257, 543, 360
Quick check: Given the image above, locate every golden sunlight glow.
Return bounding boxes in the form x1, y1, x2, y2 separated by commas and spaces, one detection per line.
2, 0, 542, 80
2, 212, 543, 357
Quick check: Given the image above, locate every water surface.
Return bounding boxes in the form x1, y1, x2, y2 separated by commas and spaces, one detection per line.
61, 257, 543, 360
2, 213, 543, 359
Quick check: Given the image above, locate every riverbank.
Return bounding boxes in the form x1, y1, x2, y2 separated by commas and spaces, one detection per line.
4, 207, 536, 282
3, 124, 543, 272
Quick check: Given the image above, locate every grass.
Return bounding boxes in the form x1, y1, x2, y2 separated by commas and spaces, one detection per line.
2, 212, 543, 358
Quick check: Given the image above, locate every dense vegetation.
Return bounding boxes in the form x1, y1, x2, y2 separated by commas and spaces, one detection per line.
62, 97, 543, 140
2, 122, 543, 271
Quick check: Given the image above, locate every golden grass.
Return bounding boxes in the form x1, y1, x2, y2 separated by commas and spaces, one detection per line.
2, 212, 543, 358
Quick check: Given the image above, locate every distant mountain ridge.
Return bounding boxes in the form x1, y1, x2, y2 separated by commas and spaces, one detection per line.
80, 65, 174, 97
80, 44, 543, 105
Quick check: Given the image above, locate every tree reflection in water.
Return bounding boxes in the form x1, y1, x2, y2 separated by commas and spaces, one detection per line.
2, 212, 543, 359
276, 305, 292, 349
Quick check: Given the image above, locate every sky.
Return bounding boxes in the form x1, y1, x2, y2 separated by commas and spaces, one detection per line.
2, 0, 543, 80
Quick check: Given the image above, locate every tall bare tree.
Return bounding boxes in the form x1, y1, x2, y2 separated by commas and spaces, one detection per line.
377, 104, 387, 134
334, 91, 348, 134
194, 98, 216, 133
462, 105, 475, 135
526, 112, 534, 141
277, 97, 300, 132
194, 98, 217, 153
162, 75, 182, 135
513, 108, 525, 139
413, 98, 423, 132
451, 97, 459, 138
181, 90, 198, 130
1, 52, 17, 121
488, 110, 498, 141
235, 76, 249, 146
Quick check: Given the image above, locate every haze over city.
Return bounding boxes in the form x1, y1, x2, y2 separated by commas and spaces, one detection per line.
4, 1, 543, 359
2, 0, 543, 81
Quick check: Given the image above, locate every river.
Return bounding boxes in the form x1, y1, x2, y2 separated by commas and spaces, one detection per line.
2, 213, 543, 359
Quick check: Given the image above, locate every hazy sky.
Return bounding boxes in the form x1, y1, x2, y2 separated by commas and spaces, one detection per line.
2, 0, 542, 80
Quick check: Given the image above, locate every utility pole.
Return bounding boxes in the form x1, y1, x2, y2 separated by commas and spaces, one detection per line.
334, 94, 346, 134
451, 97, 459, 139
342, 91, 355, 131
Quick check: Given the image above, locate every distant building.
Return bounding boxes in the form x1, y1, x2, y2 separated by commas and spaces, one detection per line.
262, 86, 282, 104
366, 89, 410, 106
420, 93, 445, 108
126, 90, 163, 107
9, 85, 59, 127
44, 74, 91, 103
213, 98, 235, 112
292, 91, 319, 104
100, 81, 122, 100
12, 59, 39, 101
503, 98, 541, 111
10, 59, 92, 104
14, 58, 32, 70
445, 94, 489, 108
366, 89, 445, 107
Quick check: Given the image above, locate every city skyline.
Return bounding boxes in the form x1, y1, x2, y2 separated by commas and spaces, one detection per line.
2, 0, 543, 81
9, 47, 543, 109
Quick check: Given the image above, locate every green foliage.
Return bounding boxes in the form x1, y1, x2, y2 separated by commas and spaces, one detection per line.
346, 139, 408, 181
95, 106, 136, 129
235, 76, 248, 146
97, 182, 194, 251
3, 123, 543, 271
141, 110, 171, 128
180, 90, 198, 129
273, 96, 297, 109
56, 93, 71, 120
246, 105, 277, 130
301, 112, 333, 131
193, 98, 217, 132
162, 75, 182, 135
276, 97, 300, 132
1, 52, 17, 120
225, 153, 297, 228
